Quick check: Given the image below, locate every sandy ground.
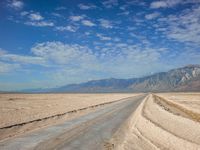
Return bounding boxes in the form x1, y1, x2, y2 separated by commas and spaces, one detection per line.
158, 93, 200, 113
0, 93, 137, 140
111, 93, 200, 150
0, 95, 145, 150
1, 93, 199, 150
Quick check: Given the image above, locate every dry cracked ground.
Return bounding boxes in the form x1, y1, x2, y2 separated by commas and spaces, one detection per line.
0, 93, 200, 150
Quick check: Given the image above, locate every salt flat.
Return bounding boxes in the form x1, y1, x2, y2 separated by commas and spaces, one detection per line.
111, 93, 200, 150
0, 93, 138, 140
0, 95, 145, 150
0, 93, 199, 150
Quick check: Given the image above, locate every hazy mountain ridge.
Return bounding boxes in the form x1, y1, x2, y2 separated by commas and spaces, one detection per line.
23, 65, 200, 93
128, 65, 200, 92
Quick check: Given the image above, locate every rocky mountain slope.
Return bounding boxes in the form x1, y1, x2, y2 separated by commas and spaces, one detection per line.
24, 65, 200, 92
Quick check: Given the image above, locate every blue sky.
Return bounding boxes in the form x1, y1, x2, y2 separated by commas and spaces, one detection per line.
0, 0, 200, 90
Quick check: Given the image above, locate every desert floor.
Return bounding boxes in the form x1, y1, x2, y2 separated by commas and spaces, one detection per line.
0, 93, 138, 140
0, 93, 200, 150
112, 92, 200, 150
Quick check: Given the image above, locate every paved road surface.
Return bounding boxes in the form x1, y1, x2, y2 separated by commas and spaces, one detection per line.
0, 94, 146, 150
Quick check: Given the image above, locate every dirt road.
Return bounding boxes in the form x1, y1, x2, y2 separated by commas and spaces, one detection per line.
0, 94, 146, 150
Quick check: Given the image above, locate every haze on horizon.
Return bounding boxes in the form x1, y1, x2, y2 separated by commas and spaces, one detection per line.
0, 0, 200, 91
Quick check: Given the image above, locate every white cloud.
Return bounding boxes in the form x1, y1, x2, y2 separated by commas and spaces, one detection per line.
96, 34, 111, 40
0, 35, 196, 91
126, 0, 146, 7
0, 49, 46, 65
93, 44, 167, 78
78, 4, 96, 10
0, 42, 98, 72
81, 20, 96, 26
29, 42, 167, 81
102, 0, 118, 8
69, 16, 98, 28
84, 32, 91, 36
145, 12, 160, 20
28, 13, 44, 21
25, 21, 54, 27
8, 0, 24, 10
56, 25, 77, 32
0, 61, 20, 73
156, 5, 200, 44
119, 5, 128, 10
20, 11, 29, 16
31, 42, 96, 65
0, 42, 97, 75
51, 12, 63, 18
150, 1, 168, 8
55, 6, 66, 10
1, 54, 46, 65
113, 37, 121, 42
118, 11, 130, 16
69, 15, 85, 22
98, 19, 113, 28
0, 48, 7, 55
150, 0, 199, 9
28, 41, 163, 75
19, 11, 54, 27
2, 40, 199, 89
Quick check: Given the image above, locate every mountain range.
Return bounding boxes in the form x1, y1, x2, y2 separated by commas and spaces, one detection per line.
23, 65, 200, 93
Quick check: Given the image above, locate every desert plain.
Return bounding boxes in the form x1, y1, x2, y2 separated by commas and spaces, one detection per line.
0, 93, 200, 150
111, 93, 200, 150
0, 93, 137, 140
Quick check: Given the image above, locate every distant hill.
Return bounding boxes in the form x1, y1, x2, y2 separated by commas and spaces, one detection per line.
22, 65, 200, 93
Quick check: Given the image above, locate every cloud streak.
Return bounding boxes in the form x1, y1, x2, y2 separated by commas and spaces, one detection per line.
99, 19, 113, 28
155, 5, 200, 44
28, 12, 44, 21
69, 15, 85, 22
8, 0, 24, 10
145, 12, 160, 20
150, 0, 200, 9
81, 20, 96, 26
19, 11, 54, 27
25, 21, 54, 27
78, 4, 96, 10
55, 25, 78, 32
